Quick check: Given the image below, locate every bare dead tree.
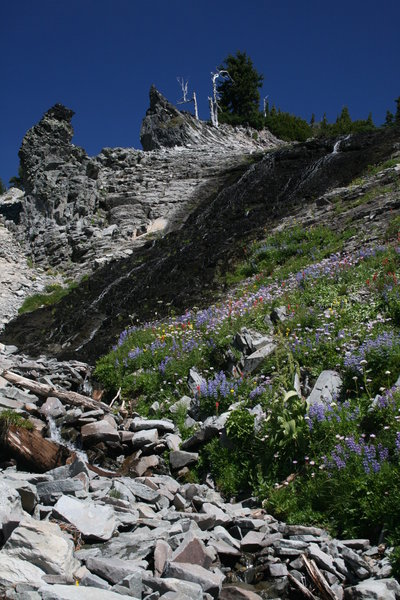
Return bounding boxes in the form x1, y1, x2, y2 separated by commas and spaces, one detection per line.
208, 69, 232, 128
177, 77, 189, 102
177, 77, 199, 120
263, 95, 269, 117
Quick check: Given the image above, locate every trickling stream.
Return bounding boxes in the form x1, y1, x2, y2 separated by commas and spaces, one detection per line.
332, 133, 351, 154
47, 416, 88, 462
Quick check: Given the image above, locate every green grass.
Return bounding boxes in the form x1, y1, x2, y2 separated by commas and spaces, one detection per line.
18, 282, 78, 314
0, 410, 34, 432
225, 224, 354, 286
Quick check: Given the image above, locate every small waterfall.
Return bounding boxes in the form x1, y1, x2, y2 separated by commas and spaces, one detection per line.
332, 134, 351, 154
48, 416, 88, 462
287, 134, 353, 203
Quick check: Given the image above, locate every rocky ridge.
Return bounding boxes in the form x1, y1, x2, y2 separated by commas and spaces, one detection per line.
1, 88, 279, 272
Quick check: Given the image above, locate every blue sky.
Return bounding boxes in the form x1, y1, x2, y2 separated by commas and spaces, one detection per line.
1, 0, 399, 186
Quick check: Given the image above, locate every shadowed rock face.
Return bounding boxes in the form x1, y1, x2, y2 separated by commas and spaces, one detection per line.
2, 126, 399, 363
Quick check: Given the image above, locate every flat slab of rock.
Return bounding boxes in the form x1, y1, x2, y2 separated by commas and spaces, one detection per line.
240, 531, 268, 552
171, 531, 213, 569
0, 479, 25, 540
130, 418, 175, 433
220, 586, 263, 599
53, 495, 117, 541
37, 479, 84, 504
118, 478, 161, 503
38, 583, 133, 599
131, 428, 159, 448
201, 502, 231, 526
86, 556, 143, 585
243, 341, 276, 374
144, 575, 203, 600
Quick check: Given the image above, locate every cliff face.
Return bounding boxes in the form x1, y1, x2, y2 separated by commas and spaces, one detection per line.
3, 125, 399, 362
9, 89, 280, 271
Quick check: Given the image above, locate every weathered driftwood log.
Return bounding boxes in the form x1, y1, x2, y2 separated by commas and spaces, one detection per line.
1, 425, 72, 472
302, 554, 339, 600
1, 370, 110, 413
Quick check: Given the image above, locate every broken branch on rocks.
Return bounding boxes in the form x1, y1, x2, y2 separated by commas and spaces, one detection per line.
1, 369, 111, 413
302, 553, 339, 600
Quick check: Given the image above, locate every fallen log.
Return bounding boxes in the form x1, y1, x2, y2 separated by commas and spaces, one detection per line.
302, 554, 339, 600
288, 573, 318, 600
1, 370, 111, 413
1, 424, 72, 472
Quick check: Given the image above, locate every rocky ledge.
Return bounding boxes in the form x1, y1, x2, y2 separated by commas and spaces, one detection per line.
0, 344, 399, 599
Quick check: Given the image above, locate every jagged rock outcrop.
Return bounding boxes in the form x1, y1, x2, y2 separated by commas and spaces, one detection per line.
140, 85, 278, 151
4, 89, 279, 271
16, 103, 100, 266
3, 125, 399, 362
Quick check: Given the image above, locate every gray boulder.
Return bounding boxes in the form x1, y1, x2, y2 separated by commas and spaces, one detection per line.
169, 451, 198, 470
344, 577, 400, 599
144, 575, 203, 600
36, 479, 84, 505
307, 370, 343, 406
86, 556, 144, 585
243, 340, 276, 374
0, 479, 25, 543
3, 518, 79, 579
130, 418, 175, 433
220, 586, 263, 599
52, 495, 117, 541
81, 420, 120, 446
0, 553, 45, 590
164, 562, 224, 597
131, 428, 159, 448
40, 397, 66, 418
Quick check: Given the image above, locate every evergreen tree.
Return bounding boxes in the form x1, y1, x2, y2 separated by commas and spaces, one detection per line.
0, 178, 6, 195
385, 110, 394, 126
217, 51, 264, 123
336, 106, 352, 131
395, 97, 400, 125
310, 113, 315, 126
9, 165, 24, 191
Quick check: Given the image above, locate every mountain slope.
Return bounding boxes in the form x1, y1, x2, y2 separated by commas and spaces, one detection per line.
2, 126, 399, 362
